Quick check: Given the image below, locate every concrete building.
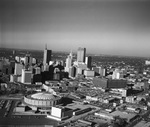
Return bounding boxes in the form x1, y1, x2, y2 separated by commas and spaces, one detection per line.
35, 67, 41, 74
47, 106, 73, 121
43, 44, 52, 65
43, 64, 49, 72
24, 54, 32, 66
112, 69, 124, 79
77, 47, 86, 63
69, 66, 76, 78
85, 56, 92, 69
14, 63, 23, 75
92, 66, 107, 76
24, 92, 61, 111
32, 58, 37, 64
15, 56, 21, 63
93, 77, 127, 89
21, 69, 32, 84
65, 53, 72, 72
84, 70, 95, 77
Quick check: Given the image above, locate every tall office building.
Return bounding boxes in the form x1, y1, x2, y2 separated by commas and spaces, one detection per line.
65, 52, 73, 72
43, 44, 52, 65
14, 63, 23, 75
100, 67, 107, 77
21, 69, 32, 84
85, 56, 92, 69
35, 67, 41, 74
24, 54, 32, 67
69, 66, 76, 77
112, 69, 123, 79
77, 47, 86, 63
15, 56, 20, 63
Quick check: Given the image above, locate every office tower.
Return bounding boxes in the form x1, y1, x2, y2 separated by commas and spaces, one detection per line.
21, 69, 32, 84
84, 70, 95, 77
35, 67, 41, 74
43, 64, 49, 72
112, 69, 123, 79
69, 66, 76, 77
32, 58, 37, 64
65, 52, 72, 72
77, 47, 86, 63
14, 63, 23, 75
43, 44, 52, 65
100, 67, 107, 77
10, 61, 15, 74
24, 54, 32, 66
66, 56, 72, 68
15, 56, 20, 63
85, 56, 92, 69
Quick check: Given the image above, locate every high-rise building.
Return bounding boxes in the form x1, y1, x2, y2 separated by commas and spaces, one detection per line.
77, 47, 86, 63
15, 56, 20, 63
112, 69, 123, 79
35, 67, 41, 74
43, 44, 52, 65
100, 67, 107, 77
14, 63, 23, 75
69, 66, 76, 77
32, 58, 37, 64
65, 52, 73, 72
21, 69, 32, 84
85, 56, 92, 69
43, 64, 49, 72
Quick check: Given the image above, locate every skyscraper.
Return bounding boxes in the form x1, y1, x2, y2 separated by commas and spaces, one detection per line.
14, 63, 23, 75
77, 47, 86, 63
24, 54, 32, 66
85, 56, 92, 69
43, 44, 52, 65
21, 69, 32, 84
65, 51, 73, 72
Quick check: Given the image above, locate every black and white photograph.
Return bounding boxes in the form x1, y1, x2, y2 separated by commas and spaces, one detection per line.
0, 0, 150, 126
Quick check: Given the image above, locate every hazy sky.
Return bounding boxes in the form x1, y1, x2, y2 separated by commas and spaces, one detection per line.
1, 0, 150, 57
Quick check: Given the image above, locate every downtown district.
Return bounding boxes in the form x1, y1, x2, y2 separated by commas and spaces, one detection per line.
1, 47, 150, 127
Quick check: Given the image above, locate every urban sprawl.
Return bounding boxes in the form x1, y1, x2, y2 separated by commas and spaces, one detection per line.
1, 47, 150, 127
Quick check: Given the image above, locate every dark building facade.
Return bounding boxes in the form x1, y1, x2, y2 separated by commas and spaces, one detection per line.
93, 77, 127, 89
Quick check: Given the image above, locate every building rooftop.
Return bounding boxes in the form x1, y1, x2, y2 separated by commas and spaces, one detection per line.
31, 92, 56, 100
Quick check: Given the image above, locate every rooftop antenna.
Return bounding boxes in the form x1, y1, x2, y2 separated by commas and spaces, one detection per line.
45, 44, 47, 50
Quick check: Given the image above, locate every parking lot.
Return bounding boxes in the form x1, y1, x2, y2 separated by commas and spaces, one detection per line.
0, 99, 58, 126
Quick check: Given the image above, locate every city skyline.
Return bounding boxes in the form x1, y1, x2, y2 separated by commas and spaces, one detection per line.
1, 0, 150, 57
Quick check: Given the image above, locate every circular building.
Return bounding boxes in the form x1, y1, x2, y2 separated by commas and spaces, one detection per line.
24, 92, 61, 109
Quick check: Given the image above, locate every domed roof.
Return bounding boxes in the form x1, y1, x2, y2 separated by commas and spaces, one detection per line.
31, 92, 55, 100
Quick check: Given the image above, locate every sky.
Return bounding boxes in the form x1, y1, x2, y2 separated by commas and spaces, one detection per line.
0, 0, 150, 57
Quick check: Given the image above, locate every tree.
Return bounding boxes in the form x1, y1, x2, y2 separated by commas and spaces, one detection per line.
111, 116, 128, 127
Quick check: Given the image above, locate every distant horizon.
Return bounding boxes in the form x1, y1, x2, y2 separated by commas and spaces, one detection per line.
0, 47, 149, 58
1, 0, 150, 57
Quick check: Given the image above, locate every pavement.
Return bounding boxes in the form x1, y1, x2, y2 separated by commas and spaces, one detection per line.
0, 99, 58, 127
